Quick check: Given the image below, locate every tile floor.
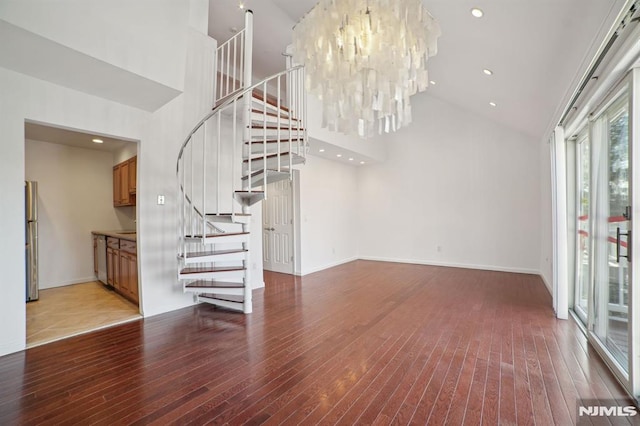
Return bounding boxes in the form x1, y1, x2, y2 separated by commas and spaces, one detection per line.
26, 281, 141, 347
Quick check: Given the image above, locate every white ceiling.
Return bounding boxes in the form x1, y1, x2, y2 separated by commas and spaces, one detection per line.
209, 0, 628, 141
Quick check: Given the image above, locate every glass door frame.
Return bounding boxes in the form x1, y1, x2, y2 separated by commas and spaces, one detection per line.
573, 126, 590, 325
630, 68, 640, 397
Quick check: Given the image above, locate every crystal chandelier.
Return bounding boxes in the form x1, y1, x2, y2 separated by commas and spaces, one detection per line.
292, 0, 441, 138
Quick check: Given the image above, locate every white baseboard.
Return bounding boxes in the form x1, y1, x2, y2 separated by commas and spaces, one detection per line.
285, 256, 548, 289
300, 256, 359, 276
540, 273, 553, 295
39, 276, 97, 290
357, 256, 541, 276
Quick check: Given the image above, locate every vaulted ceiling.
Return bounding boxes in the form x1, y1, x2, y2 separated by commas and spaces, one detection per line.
209, 0, 628, 141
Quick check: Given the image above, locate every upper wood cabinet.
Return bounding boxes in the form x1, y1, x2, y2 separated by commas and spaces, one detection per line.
113, 156, 137, 207
119, 161, 129, 205
128, 157, 136, 196
113, 167, 121, 205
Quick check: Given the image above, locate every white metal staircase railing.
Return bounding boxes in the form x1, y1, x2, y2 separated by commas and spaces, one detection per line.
176, 10, 306, 313
215, 16, 249, 104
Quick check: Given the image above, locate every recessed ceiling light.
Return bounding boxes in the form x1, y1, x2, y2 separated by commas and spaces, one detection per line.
360, 161, 365, 165
336, 154, 342, 158
489, 102, 497, 107
348, 158, 354, 161
483, 68, 493, 76
429, 80, 436, 85
471, 8, 484, 18
238, 2, 245, 9
92, 138, 104, 144
319, 149, 325, 153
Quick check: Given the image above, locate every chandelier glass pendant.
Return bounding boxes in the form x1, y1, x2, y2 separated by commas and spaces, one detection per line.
292, 0, 441, 137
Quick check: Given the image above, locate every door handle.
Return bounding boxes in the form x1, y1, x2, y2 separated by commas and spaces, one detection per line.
265, 227, 275, 231
616, 227, 631, 263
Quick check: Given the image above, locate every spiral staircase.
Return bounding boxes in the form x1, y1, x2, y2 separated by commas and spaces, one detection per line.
176, 10, 306, 313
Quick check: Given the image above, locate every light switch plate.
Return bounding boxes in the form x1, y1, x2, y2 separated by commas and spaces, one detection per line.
157, 195, 165, 205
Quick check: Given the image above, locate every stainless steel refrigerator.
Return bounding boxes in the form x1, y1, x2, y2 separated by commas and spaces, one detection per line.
26, 181, 39, 302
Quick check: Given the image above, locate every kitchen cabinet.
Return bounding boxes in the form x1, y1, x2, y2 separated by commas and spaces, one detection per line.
118, 240, 139, 304
119, 161, 129, 205
128, 157, 136, 196
102, 234, 138, 304
113, 167, 121, 206
113, 156, 137, 207
106, 247, 119, 288
106, 237, 119, 289
93, 235, 98, 276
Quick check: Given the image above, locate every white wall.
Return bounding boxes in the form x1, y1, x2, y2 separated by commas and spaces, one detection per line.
540, 141, 554, 292
298, 155, 359, 275
306, 94, 388, 163
0, 0, 187, 92
357, 95, 542, 274
0, 1, 216, 357
114, 144, 138, 165
24, 139, 134, 289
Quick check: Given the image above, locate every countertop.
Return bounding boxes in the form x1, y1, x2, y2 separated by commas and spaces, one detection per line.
92, 230, 137, 242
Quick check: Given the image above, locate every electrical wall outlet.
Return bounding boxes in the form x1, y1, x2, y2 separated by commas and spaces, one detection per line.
157, 195, 165, 205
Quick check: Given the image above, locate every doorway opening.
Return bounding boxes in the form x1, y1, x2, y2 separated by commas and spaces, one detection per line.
24, 121, 141, 347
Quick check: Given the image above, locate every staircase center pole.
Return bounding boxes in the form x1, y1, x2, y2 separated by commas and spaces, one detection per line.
242, 9, 253, 202
242, 9, 254, 314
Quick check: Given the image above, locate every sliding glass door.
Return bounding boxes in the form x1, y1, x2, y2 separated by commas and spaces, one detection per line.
570, 76, 637, 394
590, 88, 631, 372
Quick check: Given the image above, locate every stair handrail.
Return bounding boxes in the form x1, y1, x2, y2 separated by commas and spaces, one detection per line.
175, 65, 306, 172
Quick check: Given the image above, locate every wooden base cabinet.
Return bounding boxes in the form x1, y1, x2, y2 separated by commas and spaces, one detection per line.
118, 240, 138, 304
106, 237, 119, 289
93, 235, 98, 276
105, 236, 138, 304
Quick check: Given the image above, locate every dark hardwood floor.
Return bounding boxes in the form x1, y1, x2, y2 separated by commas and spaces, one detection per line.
0, 260, 635, 425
